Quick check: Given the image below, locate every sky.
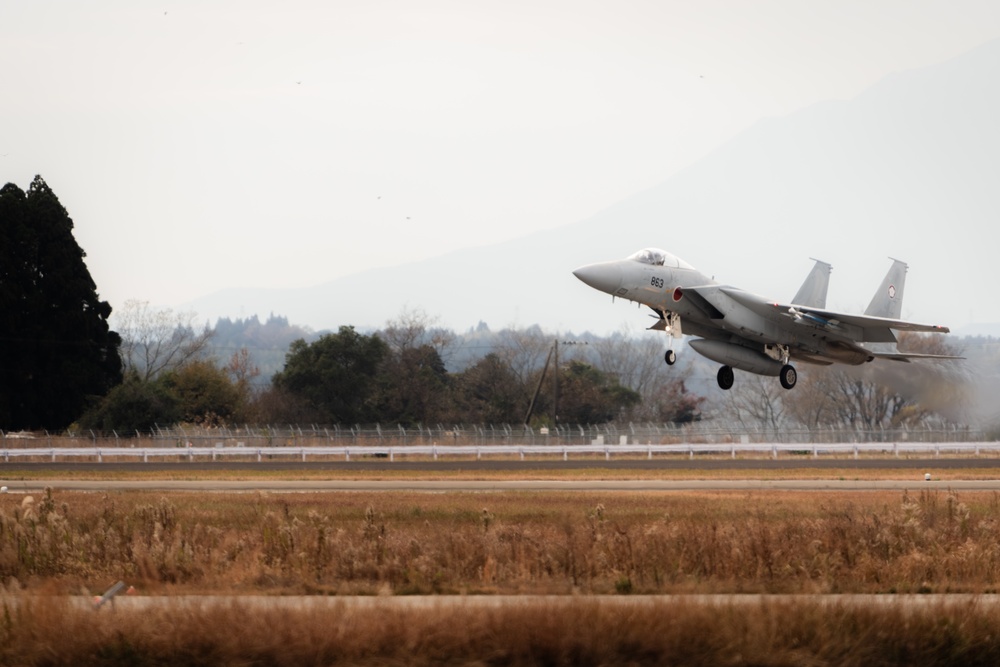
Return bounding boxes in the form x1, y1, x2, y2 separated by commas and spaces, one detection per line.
3, 1, 1000, 327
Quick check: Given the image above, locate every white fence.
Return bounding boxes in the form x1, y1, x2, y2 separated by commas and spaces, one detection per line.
2, 422, 988, 450
3, 441, 999, 463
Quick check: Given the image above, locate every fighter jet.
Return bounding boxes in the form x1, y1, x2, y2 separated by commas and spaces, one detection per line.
573, 248, 959, 391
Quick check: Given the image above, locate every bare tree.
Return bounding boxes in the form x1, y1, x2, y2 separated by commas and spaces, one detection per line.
381, 307, 456, 364
591, 327, 703, 422
116, 299, 213, 381
493, 326, 553, 388
782, 366, 837, 428
725, 373, 788, 432
784, 333, 969, 431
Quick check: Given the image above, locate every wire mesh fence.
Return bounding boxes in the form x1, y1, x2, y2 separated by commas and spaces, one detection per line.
1, 421, 990, 450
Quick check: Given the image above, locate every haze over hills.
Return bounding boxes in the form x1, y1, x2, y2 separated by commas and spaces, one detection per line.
187, 39, 1000, 336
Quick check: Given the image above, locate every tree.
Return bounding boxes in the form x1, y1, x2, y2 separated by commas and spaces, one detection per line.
0, 176, 122, 430
725, 373, 788, 431
77, 375, 180, 434
224, 347, 261, 422
782, 333, 968, 431
552, 361, 640, 424
272, 326, 389, 423
454, 353, 525, 423
591, 329, 704, 423
116, 299, 213, 381
81, 358, 249, 432
375, 344, 451, 425
160, 360, 242, 426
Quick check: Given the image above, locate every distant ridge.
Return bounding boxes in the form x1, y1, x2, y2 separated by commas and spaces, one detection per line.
187, 39, 1000, 334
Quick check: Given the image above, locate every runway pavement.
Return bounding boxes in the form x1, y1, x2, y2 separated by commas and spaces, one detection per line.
25, 593, 1000, 612
3, 477, 1000, 493
2, 458, 998, 493
5, 457, 1000, 473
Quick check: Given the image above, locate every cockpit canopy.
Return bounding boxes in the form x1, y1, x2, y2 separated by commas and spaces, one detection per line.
627, 247, 694, 270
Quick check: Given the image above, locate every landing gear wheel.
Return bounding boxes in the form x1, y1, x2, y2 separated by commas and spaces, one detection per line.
780, 364, 797, 390
664, 349, 677, 366
717, 365, 734, 391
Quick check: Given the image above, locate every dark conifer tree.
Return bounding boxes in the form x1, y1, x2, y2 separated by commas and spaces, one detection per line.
0, 176, 122, 430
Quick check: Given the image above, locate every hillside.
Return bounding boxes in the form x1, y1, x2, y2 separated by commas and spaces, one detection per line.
186, 39, 1000, 335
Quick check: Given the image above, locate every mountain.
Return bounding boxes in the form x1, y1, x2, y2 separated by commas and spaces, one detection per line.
187, 39, 1000, 335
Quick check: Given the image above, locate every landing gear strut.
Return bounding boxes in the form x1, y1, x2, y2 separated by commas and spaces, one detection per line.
717, 365, 734, 391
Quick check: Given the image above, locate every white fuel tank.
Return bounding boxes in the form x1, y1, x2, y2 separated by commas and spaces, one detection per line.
689, 339, 784, 376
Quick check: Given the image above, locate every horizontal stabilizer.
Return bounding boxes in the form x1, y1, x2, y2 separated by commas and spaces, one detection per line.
871, 351, 966, 363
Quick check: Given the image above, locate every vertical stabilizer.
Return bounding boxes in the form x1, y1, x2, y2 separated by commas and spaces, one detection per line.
865, 258, 907, 319
791, 259, 832, 308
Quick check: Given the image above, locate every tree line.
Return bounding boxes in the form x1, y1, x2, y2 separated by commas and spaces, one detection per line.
1, 176, 974, 435
77, 311, 703, 433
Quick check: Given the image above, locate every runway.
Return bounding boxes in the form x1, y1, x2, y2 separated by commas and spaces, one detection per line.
4, 456, 1000, 473
3, 458, 999, 493
45, 593, 1000, 612
5, 477, 1000, 493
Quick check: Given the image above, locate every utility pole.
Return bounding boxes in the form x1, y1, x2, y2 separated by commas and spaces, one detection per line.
523, 343, 554, 427
523, 338, 588, 428
553, 339, 559, 427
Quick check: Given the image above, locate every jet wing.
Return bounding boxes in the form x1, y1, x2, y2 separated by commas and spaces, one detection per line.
717, 287, 951, 342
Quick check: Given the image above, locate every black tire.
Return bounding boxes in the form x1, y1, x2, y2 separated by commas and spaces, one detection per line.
717, 365, 734, 390
780, 364, 797, 390
664, 349, 677, 366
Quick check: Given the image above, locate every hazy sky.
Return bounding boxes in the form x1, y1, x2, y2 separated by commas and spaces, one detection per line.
3, 1, 1000, 323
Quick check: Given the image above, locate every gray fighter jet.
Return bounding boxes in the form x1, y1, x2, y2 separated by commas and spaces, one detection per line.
573, 248, 958, 390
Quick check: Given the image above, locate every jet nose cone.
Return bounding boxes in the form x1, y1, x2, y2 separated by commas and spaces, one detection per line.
573, 262, 622, 295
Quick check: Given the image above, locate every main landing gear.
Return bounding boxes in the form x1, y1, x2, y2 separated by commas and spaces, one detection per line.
715, 363, 797, 391
779, 364, 797, 390
717, 365, 734, 390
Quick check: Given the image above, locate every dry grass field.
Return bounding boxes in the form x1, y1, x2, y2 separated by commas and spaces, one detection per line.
4, 485, 1000, 596
5, 486, 1000, 595
4, 594, 1000, 666
4, 479, 1000, 664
